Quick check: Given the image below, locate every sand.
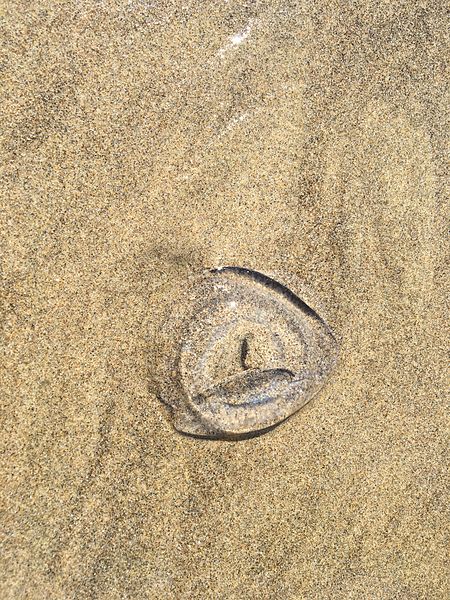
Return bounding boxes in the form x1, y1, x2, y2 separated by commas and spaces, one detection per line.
1, 1, 448, 598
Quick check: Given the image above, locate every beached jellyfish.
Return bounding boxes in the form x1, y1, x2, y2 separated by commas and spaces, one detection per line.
153, 267, 338, 439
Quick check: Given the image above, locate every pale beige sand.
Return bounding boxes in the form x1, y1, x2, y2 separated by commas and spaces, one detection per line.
1, 1, 448, 598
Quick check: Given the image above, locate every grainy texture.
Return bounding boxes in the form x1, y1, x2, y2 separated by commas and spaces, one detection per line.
0, 1, 448, 599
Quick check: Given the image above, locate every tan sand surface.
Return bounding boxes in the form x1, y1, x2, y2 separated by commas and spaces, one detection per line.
1, 1, 448, 598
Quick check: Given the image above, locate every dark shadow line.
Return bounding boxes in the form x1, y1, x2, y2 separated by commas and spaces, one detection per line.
175, 417, 290, 442
211, 266, 319, 320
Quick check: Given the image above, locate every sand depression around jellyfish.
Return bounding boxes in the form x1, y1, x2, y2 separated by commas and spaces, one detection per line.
153, 267, 339, 439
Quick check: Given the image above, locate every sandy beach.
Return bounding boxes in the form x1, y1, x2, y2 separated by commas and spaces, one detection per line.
1, 1, 448, 598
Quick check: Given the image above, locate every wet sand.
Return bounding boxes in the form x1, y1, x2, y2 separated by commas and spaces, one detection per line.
1, 1, 448, 598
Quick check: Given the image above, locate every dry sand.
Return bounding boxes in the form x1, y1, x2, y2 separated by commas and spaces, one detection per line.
1, 1, 448, 598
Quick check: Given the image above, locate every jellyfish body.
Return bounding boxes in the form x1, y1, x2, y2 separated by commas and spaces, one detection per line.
155, 267, 338, 439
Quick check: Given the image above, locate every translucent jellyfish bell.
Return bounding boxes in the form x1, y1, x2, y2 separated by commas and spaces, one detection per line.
153, 267, 339, 440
